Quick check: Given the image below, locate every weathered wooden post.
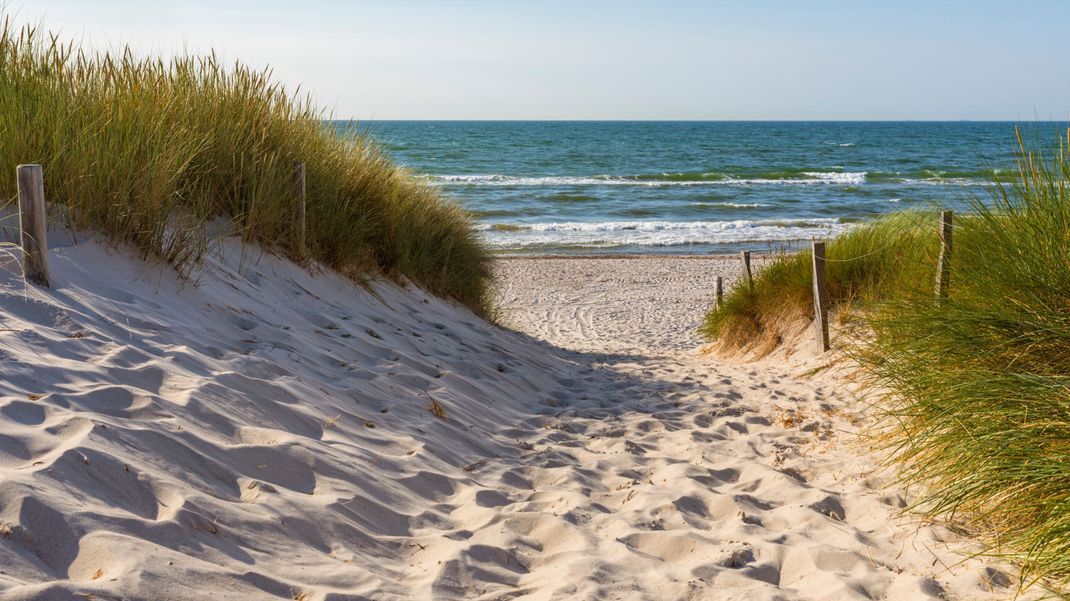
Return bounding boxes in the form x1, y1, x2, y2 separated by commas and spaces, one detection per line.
740, 250, 753, 291
293, 160, 307, 257
16, 164, 49, 287
935, 210, 952, 298
715, 276, 723, 308
812, 241, 830, 352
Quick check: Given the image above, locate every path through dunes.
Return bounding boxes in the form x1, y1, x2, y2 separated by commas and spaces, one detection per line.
0, 245, 1033, 600
493, 256, 1038, 601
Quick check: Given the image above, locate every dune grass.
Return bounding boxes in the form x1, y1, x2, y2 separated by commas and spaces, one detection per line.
701, 211, 939, 353
703, 132, 1070, 592
0, 16, 491, 312
863, 136, 1070, 592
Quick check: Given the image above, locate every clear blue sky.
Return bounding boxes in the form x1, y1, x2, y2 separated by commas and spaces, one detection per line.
11, 0, 1070, 120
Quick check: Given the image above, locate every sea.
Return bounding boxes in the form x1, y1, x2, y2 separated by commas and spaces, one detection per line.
349, 121, 1057, 255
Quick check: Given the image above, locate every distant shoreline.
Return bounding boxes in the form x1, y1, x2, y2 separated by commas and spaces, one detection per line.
494, 252, 777, 260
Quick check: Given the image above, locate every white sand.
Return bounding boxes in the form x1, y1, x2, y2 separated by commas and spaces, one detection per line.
494, 255, 736, 355
0, 243, 1036, 600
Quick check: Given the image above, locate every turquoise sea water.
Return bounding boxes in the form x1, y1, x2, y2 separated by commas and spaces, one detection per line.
353, 121, 1057, 254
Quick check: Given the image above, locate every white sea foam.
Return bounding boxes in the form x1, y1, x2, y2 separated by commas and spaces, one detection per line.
898, 177, 999, 187
478, 219, 849, 248
435, 175, 627, 186
800, 171, 867, 185
430, 173, 869, 187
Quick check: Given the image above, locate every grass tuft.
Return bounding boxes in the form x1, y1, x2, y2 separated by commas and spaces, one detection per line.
428, 397, 447, 419
0, 15, 491, 312
702, 211, 938, 353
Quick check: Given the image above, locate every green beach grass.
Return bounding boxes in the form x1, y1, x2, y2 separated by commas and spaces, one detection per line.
0, 17, 491, 312
703, 131, 1070, 593
701, 211, 939, 354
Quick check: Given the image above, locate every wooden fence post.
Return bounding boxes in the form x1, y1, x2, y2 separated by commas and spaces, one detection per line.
935, 210, 952, 298
812, 241, 830, 352
293, 161, 307, 257
740, 250, 753, 291
16, 164, 49, 287
715, 275, 723, 308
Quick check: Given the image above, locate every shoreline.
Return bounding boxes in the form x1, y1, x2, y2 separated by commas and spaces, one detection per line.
493, 251, 782, 260
491, 254, 773, 356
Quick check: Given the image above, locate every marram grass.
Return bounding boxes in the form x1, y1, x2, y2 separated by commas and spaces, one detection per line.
701, 210, 939, 353
703, 131, 1070, 594
0, 17, 491, 312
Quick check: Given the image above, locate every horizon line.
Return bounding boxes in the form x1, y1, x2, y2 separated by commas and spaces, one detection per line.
336, 118, 1067, 123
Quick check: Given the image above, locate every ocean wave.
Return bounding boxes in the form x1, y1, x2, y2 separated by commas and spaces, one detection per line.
432, 168, 1009, 188
430, 172, 868, 187
684, 201, 773, 210
800, 171, 866, 184
477, 219, 849, 248
896, 177, 1000, 187
867, 169, 1007, 185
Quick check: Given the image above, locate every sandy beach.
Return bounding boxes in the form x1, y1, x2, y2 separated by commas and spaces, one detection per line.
494, 255, 782, 356
0, 241, 1036, 600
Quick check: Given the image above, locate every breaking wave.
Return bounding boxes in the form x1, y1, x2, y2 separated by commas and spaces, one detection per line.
478, 219, 850, 249
430, 172, 869, 186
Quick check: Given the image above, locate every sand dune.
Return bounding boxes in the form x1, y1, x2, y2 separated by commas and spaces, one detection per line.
0, 242, 1036, 600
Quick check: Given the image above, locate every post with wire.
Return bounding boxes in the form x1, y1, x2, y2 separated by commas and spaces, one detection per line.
293, 160, 307, 258
811, 240, 830, 353
740, 251, 753, 292
16, 164, 50, 287
935, 210, 952, 298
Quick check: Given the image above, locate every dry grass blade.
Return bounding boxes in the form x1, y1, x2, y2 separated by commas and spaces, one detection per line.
428, 397, 447, 419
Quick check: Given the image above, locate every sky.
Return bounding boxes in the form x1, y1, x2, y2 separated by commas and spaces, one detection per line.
9, 0, 1070, 120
